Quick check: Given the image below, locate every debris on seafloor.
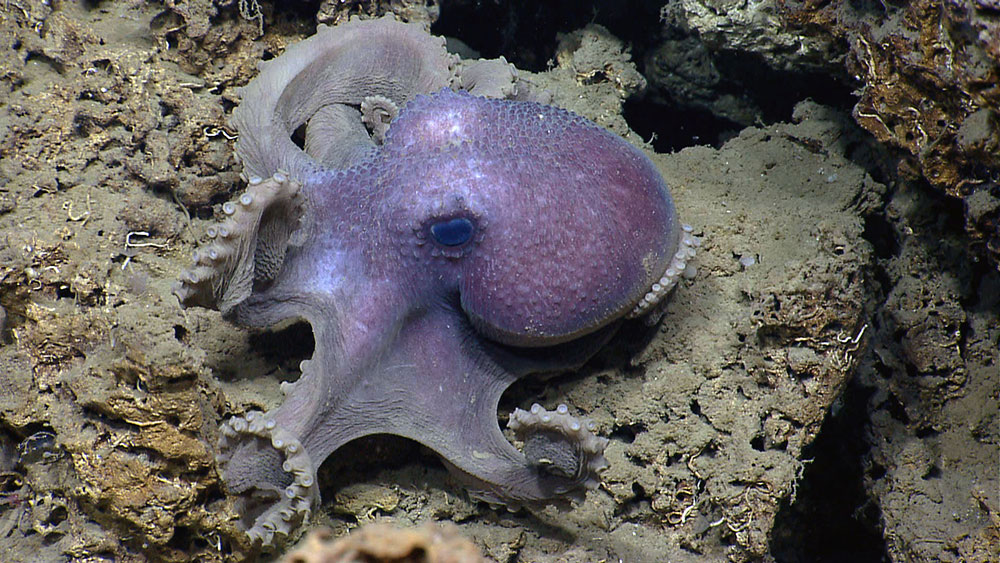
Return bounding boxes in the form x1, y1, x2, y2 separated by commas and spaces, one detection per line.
280, 522, 487, 563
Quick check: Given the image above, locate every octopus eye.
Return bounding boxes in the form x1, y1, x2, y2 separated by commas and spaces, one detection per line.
430, 217, 474, 247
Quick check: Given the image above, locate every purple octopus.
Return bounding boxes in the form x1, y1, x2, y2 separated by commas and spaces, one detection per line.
174, 16, 698, 544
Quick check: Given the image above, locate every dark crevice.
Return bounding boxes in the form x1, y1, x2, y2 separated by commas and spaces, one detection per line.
625, 96, 742, 152
271, 0, 323, 26
24, 52, 66, 75
884, 393, 911, 425
863, 212, 900, 260
610, 422, 645, 444
771, 379, 889, 563
434, 0, 664, 72
247, 320, 314, 367
436, 1, 857, 151
713, 50, 856, 123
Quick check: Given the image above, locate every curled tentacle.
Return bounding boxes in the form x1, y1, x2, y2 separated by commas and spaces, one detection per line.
217, 411, 318, 546
628, 224, 701, 318
303, 104, 375, 169
173, 173, 304, 314
229, 15, 455, 181
454, 57, 520, 99
507, 403, 609, 502
360, 95, 399, 144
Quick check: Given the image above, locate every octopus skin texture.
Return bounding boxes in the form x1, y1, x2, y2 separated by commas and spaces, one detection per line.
173, 15, 699, 545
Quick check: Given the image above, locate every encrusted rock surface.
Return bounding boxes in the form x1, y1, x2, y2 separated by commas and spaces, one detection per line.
660, 0, 1000, 268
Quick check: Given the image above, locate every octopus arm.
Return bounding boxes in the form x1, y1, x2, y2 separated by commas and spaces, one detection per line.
319, 304, 612, 507
230, 15, 456, 180
173, 173, 305, 316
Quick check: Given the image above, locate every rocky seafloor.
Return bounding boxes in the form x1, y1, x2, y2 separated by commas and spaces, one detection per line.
0, 1, 996, 562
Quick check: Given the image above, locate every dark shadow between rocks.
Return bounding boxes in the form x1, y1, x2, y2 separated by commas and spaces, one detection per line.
770, 377, 890, 563
434, 0, 664, 72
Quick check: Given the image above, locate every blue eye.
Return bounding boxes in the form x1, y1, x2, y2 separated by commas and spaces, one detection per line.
430, 217, 474, 247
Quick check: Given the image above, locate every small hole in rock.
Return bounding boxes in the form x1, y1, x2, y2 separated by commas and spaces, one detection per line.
610, 422, 645, 444
173, 325, 188, 341
632, 482, 646, 498
884, 394, 910, 425
868, 462, 886, 480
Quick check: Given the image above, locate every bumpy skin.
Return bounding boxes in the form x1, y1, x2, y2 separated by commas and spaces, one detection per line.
174, 16, 698, 545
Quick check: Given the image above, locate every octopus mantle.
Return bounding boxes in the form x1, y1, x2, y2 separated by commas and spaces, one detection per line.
174, 15, 698, 545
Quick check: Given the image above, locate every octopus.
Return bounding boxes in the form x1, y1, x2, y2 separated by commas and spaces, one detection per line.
174, 16, 699, 545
